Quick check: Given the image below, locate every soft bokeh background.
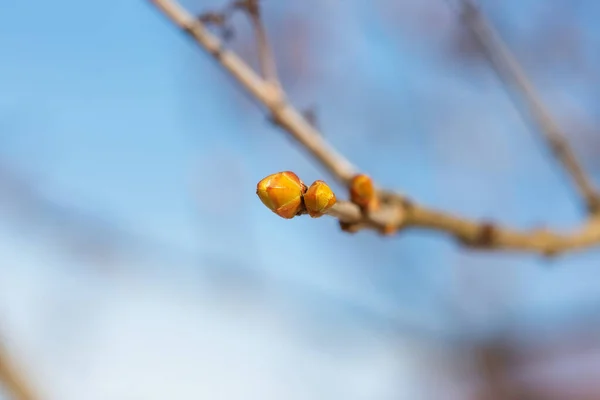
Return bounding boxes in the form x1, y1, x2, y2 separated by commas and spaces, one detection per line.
2, 0, 600, 399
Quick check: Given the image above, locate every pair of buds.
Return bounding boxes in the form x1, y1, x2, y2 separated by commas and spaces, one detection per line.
256, 171, 337, 219
257, 171, 380, 219
257, 171, 395, 235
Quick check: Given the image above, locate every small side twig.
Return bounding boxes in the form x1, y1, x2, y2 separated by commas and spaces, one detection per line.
235, 0, 281, 91
456, 0, 600, 214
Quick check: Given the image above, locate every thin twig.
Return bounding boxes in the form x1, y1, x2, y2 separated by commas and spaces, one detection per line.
0, 343, 38, 400
236, 0, 281, 89
251, 15, 279, 85
149, 0, 600, 256
456, 0, 600, 214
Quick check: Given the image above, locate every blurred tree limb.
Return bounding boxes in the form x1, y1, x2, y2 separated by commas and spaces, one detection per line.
456, 0, 600, 214
0, 343, 38, 400
148, 0, 600, 256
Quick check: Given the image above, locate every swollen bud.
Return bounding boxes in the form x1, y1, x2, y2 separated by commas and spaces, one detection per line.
349, 174, 379, 212
256, 171, 307, 219
304, 180, 336, 218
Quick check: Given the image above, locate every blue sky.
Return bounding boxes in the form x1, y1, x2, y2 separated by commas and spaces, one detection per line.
2, 0, 600, 398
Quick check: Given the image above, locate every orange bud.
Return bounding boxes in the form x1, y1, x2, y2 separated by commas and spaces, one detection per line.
304, 180, 336, 218
380, 224, 397, 236
256, 171, 307, 219
349, 174, 379, 211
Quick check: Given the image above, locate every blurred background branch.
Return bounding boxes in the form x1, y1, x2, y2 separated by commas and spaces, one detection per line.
0, 342, 38, 400
455, 0, 600, 214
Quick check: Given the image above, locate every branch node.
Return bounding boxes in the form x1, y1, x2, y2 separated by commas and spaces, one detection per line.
302, 106, 319, 130
197, 10, 236, 41
459, 221, 497, 248
339, 221, 362, 234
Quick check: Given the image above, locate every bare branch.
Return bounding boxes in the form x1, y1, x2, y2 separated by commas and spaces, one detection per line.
326, 199, 600, 256
149, 0, 600, 256
0, 343, 39, 400
149, 0, 357, 185
455, 0, 600, 214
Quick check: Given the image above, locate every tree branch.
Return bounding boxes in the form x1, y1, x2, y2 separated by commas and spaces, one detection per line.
149, 0, 358, 186
328, 200, 600, 256
456, 0, 600, 214
0, 343, 38, 400
148, 0, 600, 256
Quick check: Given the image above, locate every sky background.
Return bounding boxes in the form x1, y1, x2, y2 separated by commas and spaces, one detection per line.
2, 0, 600, 398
